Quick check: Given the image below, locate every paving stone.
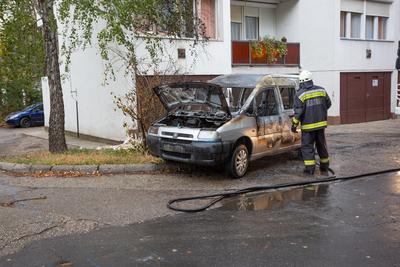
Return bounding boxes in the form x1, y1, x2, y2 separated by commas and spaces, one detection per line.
124, 164, 157, 173
12, 164, 32, 172
30, 165, 52, 172
0, 162, 16, 171
98, 164, 126, 174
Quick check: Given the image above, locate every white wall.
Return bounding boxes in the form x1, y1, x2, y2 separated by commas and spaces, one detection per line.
334, 0, 400, 115
42, 0, 233, 141
277, 0, 400, 117
276, 0, 301, 42
259, 7, 276, 38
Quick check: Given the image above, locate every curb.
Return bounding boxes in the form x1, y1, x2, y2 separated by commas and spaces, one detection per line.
0, 161, 184, 175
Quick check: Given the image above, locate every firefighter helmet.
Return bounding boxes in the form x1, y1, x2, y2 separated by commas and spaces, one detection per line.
299, 70, 313, 83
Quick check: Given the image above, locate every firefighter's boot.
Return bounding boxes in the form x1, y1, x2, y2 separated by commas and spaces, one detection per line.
303, 166, 315, 175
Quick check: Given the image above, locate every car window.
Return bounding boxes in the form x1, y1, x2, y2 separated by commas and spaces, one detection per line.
223, 87, 251, 112
241, 88, 253, 106
279, 86, 295, 110
22, 104, 36, 112
254, 88, 279, 116
31, 105, 43, 112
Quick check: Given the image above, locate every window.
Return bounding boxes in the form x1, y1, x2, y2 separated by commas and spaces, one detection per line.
279, 87, 295, 110
340, 11, 347, 37
350, 13, 361, 38
137, 0, 218, 39
199, 0, 216, 39
254, 88, 278, 116
245, 16, 259, 40
378, 16, 387, 40
365, 16, 374, 39
231, 22, 241, 40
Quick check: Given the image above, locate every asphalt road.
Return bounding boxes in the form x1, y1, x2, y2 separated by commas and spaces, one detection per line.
0, 120, 400, 264
1, 173, 399, 267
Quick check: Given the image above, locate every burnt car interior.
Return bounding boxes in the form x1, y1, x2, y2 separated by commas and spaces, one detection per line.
223, 87, 253, 112
155, 77, 297, 130
155, 83, 231, 129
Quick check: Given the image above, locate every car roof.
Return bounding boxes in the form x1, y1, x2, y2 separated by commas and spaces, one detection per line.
209, 74, 299, 88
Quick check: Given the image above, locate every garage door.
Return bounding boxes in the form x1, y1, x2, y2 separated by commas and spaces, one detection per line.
340, 72, 391, 124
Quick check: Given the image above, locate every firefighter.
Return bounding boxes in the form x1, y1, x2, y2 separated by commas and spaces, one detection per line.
291, 70, 332, 175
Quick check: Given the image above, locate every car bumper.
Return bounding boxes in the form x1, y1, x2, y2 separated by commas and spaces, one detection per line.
5, 118, 20, 126
147, 135, 232, 166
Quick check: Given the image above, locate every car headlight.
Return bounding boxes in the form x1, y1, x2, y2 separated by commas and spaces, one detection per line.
197, 130, 220, 141
8, 114, 19, 120
148, 126, 159, 135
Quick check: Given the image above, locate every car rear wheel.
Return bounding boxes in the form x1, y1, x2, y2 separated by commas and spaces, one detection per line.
19, 117, 31, 128
226, 144, 249, 179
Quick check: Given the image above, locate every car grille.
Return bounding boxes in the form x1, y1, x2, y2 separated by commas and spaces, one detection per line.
161, 138, 192, 144
163, 151, 191, 159
161, 132, 194, 139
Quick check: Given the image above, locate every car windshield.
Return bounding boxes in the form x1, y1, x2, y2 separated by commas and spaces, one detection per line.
156, 84, 224, 108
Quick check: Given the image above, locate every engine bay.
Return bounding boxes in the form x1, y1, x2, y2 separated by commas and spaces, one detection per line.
158, 109, 231, 129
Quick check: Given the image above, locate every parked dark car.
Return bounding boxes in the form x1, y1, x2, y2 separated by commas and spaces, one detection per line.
5, 103, 44, 128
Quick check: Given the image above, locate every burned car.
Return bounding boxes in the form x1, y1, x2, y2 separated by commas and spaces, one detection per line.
147, 74, 301, 178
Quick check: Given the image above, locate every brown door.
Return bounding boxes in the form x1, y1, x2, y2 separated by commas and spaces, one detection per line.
365, 73, 385, 121
341, 72, 391, 124
340, 73, 366, 123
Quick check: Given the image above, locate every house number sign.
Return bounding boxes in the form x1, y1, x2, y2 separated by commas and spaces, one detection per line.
372, 79, 379, 87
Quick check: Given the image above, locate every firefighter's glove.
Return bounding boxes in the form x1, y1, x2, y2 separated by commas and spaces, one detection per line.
291, 117, 299, 133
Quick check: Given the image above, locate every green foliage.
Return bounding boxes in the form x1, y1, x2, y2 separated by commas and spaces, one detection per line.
58, 0, 207, 78
251, 36, 288, 64
0, 0, 45, 119
58, 0, 208, 143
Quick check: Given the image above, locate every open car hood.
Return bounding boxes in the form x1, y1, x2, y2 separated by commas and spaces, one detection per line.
153, 82, 230, 115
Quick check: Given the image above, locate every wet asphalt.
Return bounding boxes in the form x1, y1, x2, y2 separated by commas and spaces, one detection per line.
1, 120, 400, 265
1, 172, 399, 267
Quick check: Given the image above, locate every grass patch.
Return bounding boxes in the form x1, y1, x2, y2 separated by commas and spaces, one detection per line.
1, 148, 162, 165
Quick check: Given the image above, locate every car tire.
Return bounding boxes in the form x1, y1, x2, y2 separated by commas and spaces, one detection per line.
226, 144, 249, 179
19, 117, 31, 128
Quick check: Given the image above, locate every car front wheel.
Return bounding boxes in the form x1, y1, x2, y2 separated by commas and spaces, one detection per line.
19, 117, 31, 128
226, 144, 249, 179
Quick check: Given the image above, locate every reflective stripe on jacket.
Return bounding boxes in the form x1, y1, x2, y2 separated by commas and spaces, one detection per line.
293, 81, 331, 131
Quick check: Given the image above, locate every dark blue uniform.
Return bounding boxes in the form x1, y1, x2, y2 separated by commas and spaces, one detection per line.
292, 80, 331, 173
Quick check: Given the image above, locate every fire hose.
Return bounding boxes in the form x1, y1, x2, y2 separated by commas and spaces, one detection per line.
167, 166, 400, 213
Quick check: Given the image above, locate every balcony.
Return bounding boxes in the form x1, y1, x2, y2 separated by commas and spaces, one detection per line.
232, 41, 300, 66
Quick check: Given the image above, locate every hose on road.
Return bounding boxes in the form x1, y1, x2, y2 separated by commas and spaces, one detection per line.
167, 167, 400, 213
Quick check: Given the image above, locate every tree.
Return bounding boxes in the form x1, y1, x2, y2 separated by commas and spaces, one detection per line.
58, 0, 208, 144
0, 0, 45, 120
35, 0, 67, 153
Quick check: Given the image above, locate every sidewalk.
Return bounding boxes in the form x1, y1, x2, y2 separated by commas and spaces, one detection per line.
0, 126, 111, 156
15, 127, 110, 150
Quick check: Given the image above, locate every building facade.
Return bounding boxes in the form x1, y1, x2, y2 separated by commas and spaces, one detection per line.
42, 0, 400, 141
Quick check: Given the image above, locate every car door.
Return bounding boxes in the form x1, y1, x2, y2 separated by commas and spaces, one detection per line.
30, 104, 44, 125
277, 79, 301, 148
252, 87, 284, 156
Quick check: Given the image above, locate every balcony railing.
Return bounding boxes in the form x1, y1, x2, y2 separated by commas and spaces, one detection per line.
232, 41, 300, 66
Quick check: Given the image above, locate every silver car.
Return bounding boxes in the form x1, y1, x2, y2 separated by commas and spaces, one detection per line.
147, 74, 301, 178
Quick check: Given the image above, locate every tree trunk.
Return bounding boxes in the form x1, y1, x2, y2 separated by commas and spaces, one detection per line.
37, 0, 67, 153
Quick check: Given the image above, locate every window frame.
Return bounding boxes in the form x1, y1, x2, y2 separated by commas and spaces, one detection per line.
350, 12, 362, 39
244, 16, 259, 41
251, 87, 280, 117
340, 11, 347, 38
279, 86, 296, 111
377, 16, 388, 40
365, 15, 374, 40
